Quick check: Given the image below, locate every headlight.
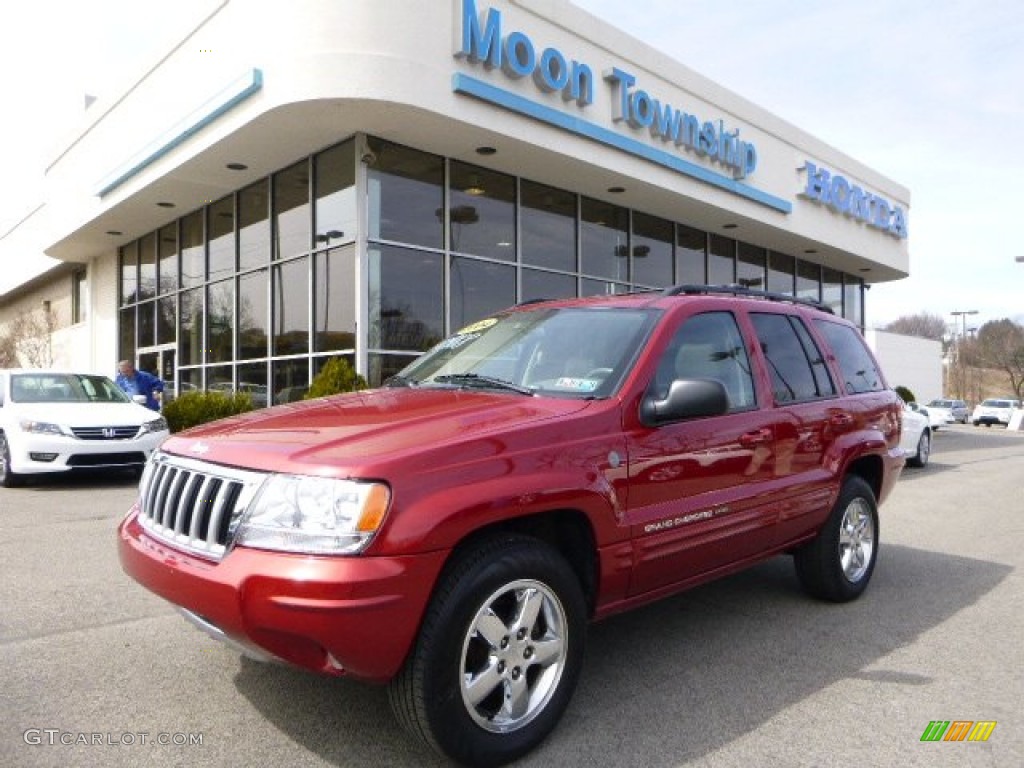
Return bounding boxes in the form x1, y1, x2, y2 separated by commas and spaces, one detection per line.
233, 475, 391, 555
140, 417, 169, 434
19, 419, 66, 436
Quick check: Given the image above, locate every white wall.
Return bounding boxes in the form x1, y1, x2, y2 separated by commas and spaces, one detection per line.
866, 329, 942, 403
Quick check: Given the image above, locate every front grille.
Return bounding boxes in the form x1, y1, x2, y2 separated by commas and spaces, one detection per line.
137, 453, 266, 561
71, 426, 140, 440
68, 452, 145, 467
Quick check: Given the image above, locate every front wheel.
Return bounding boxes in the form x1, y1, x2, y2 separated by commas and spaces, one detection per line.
389, 534, 586, 767
0, 433, 23, 488
794, 475, 879, 602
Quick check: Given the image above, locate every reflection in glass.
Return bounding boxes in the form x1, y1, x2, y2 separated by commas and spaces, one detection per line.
450, 257, 515, 330
239, 269, 269, 359
448, 161, 515, 260
522, 269, 576, 303
315, 247, 356, 352
180, 288, 203, 366
273, 359, 309, 404
137, 300, 155, 348
158, 224, 178, 295
631, 213, 672, 287
708, 234, 735, 285
368, 352, 416, 389
207, 279, 234, 363
521, 180, 575, 271
676, 225, 706, 285
274, 161, 310, 260
767, 251, 795, 295
822, 267, 843, 314
178, 367, 200, 395
580, 278, 628, 296
208, 196, 235, 280
368, 245, 443, 351
315, 140, 355, 248
180, 211, 204, 288
273, 257, 309, 355
367, 137, 443, 249
120, 243, 138, 305
737, 243, 766, 290
239, 180, 270, 270
844, 278, 863, 327
119, 307, 136, 361
236, 362, 269, 408
581, 197, 628, 281
139, 233, 157, 301
157, 295, 175, 345
206, 365, 233, 390
797, 260, 821, 302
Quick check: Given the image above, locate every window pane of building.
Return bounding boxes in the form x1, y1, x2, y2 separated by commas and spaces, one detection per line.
314, 140, 355, 248
368, 352, 416, 389
207, 279, 234, 363
207, 364, 232, 390
236, 362, 269, 408
580, 278, 628, 296
239, 180, 270, 271
367, 137, 443, 249
522, 269, 576, 303
580, 197, 628, 281
139, 233, 157, 301
521, 180, 575, 272
180, 211, 204, 288
708, 234, 735, 285
368, 245, 443, 351
844, 277, 863, 326
274, 160, 310, 260
72, 269, 87, 324
273, 257, 309, 355
119, 307, 136, 361
178, 367, 201, 395
631, 212, 673, 287
450, 257, 516, 330
180, 288, 204, 366
208, 195, 235, 280
797, 260, 821, 302
767, 251, 794, 295
822, 267, 843, 314
676, 225, 706, 285
448, 161, 515, 261
272, 359, 309, 404
120, 242, 139, 305
157, 295, 175, 345
737, 242, 766, 291
238, 269, 269, 359
315, 247, 356, 352
158, 223, 178, 295
137, 300, 155, 348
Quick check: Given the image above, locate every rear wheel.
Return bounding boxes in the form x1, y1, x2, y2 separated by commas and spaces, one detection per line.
795, 475, 878, 602
0, 433, 23, 488
389, 534, 586, 767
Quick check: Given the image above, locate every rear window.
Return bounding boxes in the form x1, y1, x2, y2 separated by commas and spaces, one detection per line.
812, 320, 885, 394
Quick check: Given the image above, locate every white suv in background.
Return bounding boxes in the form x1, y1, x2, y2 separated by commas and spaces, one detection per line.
971, 398, 1021, 427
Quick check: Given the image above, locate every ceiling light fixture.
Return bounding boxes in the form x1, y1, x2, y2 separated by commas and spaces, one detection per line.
475, 146, 497, 156
226, 162, 248, 171
607, 186, 625, 194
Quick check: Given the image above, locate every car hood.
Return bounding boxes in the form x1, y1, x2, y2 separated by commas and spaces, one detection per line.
160, 388, 594, 474
7, 401, 161, 427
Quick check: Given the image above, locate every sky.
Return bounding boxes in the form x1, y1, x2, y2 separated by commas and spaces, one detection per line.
2, 0, 1022, 333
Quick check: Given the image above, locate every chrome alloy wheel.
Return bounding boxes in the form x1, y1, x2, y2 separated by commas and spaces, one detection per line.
838, 498, 875, 583
459, 579, 568, 733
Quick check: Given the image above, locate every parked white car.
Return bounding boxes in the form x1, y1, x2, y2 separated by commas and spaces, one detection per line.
907, 401, 951, 430
901, 400, 931, 468
925, 398, 969, 424
971, 398, 1021, 427
0, 369, 169, 487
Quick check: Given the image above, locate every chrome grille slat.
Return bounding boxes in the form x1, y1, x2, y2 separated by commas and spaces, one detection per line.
136, 452, 266, 562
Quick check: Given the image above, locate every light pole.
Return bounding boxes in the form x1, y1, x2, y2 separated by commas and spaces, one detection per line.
950, 309, 978, 398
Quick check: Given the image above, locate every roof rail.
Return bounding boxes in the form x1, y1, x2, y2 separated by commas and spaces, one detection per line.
662, 284, 834, 314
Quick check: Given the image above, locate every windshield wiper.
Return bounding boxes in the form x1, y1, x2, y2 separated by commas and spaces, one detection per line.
384, 374, 419, 388
432, 373, 535, 396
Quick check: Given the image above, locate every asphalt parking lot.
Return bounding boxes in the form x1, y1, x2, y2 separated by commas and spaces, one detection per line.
2, 424, 1022, 768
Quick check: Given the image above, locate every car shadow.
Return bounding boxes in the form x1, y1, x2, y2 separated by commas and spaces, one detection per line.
230, 544, 1010, 767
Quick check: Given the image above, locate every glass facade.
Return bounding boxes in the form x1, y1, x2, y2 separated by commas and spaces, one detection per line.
117, 134, 870, 402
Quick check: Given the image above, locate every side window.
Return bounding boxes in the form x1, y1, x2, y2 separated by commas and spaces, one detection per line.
813, 319, 885, 394
655, 311, 756, 411
751, 313, 835, 403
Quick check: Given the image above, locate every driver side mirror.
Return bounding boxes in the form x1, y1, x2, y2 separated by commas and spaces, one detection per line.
640, 378, 729, 427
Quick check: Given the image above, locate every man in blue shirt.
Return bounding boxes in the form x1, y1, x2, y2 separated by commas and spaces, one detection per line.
116, 360, 164, 411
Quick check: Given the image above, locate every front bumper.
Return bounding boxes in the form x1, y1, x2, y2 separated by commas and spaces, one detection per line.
7, 431, 167, 474
117, 508, 447, 682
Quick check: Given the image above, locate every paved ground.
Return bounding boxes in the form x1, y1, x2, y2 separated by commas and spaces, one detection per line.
1, 424, 1021, 768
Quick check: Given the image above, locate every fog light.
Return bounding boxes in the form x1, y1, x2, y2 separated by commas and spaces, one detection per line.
30, 452, 58, 462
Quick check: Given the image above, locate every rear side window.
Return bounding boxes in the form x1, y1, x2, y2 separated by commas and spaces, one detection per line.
751, 313, 836, 402
813, 320, 885, 394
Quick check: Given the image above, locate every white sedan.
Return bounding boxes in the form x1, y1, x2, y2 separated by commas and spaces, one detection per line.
0, 369, 169, 487
900, 400, 931, 468
907, 401, 952, 430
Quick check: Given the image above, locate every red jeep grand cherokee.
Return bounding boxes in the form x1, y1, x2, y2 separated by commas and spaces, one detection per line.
119, 286, 904, 766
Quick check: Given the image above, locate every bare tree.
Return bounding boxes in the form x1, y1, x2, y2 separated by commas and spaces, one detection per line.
0, 307, 57, 368
974, 319, 1024, 399
882, 313, 948, 342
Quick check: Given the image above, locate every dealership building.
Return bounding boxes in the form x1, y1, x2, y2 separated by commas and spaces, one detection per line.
0, 0, 910, 401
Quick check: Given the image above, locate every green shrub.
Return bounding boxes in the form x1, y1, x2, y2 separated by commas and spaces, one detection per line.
163, 390, 254, 433
894, 385, 915, 404
305, 357, 368, 399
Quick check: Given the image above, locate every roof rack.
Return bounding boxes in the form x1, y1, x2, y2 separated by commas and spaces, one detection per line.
662, 284, 834, 314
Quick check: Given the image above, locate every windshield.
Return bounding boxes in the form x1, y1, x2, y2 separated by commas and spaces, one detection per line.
981, 399, 1017, 408
11, 373, 130, 404
393, 307, 658, 399
928, 400, 952, 407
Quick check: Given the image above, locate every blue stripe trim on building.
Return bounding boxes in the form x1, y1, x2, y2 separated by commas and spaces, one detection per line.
96, 69, 264, 198
452, 73, 791, 214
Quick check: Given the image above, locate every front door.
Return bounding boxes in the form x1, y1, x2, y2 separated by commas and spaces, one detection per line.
136, 345, 176, 406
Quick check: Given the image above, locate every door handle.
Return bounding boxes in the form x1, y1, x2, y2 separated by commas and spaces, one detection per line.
740, 428, 772, 447
829, 413, 855, 428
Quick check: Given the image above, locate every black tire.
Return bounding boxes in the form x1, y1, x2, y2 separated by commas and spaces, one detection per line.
0, 433, 23, 488
794, 475, 879, 602
906, 429, 930, 468
389, 534, 586, 767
